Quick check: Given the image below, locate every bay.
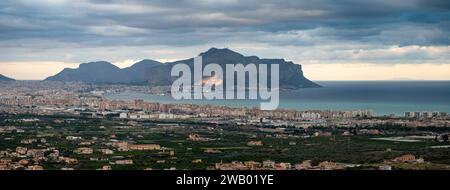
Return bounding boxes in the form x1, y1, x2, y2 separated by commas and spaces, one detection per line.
105, 81, 450, 116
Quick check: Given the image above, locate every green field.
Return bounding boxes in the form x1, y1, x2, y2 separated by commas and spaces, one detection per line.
1, 114, 450, 170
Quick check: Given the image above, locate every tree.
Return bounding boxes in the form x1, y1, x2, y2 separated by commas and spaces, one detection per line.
442, 134, 449, 142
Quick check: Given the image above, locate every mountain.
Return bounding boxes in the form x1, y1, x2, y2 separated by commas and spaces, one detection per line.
147, 48, 320, 88
122, 59, 162, 82
46, 61, 126, 83
0, 74, 14, 81
45, 48, 320, 88
45, 60, 162, 84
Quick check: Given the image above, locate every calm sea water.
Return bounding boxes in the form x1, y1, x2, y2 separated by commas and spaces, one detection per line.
105, 81, 450, 116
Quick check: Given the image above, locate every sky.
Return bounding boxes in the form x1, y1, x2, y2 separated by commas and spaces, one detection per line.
0, 0, 449, 80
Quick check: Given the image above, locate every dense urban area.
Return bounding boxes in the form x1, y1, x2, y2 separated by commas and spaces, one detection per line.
1, 81, 449, 170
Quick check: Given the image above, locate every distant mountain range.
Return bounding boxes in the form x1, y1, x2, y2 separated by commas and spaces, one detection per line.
45, 48, 320, 88
0, 74, 14, 81
45, 59, 160, 84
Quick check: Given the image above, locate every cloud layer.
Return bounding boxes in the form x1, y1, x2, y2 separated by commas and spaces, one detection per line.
0, 0, 449, 79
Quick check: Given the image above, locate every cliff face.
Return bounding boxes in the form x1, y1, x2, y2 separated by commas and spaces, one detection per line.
46, 48, 320, 88
148, 48, 320, 88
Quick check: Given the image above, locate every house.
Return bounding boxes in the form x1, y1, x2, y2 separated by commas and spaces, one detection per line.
215, 161, 248, 170
115, 160, 133, 165
295, 160, 312, 170
262, 160, 275, 168
112, 141, 129, 151
128, 144, 161, 151
101, 149, 114, 155
244, 161, 262, 169
16, 147, 27, 155
275, 162, 291, 170
393, 154, 416, 163
59, 157, 78, 164
26, 165, 44, 170
379, 165, 392, 170
74, 147, 93, 154
119, 113, 128, 119
99, 165, 112, 170
247, 140, 263, 146
318, 161, 337, 170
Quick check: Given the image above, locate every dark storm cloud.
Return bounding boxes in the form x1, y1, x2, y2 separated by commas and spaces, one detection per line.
0, 0, 449, 63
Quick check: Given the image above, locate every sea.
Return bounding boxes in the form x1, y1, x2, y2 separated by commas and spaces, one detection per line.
105, 81, 450, 116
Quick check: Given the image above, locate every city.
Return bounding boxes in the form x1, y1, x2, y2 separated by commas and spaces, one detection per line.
1, 81, 449, 170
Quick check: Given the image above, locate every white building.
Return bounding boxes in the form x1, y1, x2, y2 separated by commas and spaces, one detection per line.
119, 113, 128, 119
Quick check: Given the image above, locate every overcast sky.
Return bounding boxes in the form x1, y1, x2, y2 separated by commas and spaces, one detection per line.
0, 0, 449, 80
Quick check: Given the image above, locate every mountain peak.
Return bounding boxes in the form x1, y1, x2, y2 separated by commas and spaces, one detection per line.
132, 59, 161, 66
79, 61, 119, 69
200, 47, 243, 57
199, 48, 246, 64
124, 59, 161, 71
